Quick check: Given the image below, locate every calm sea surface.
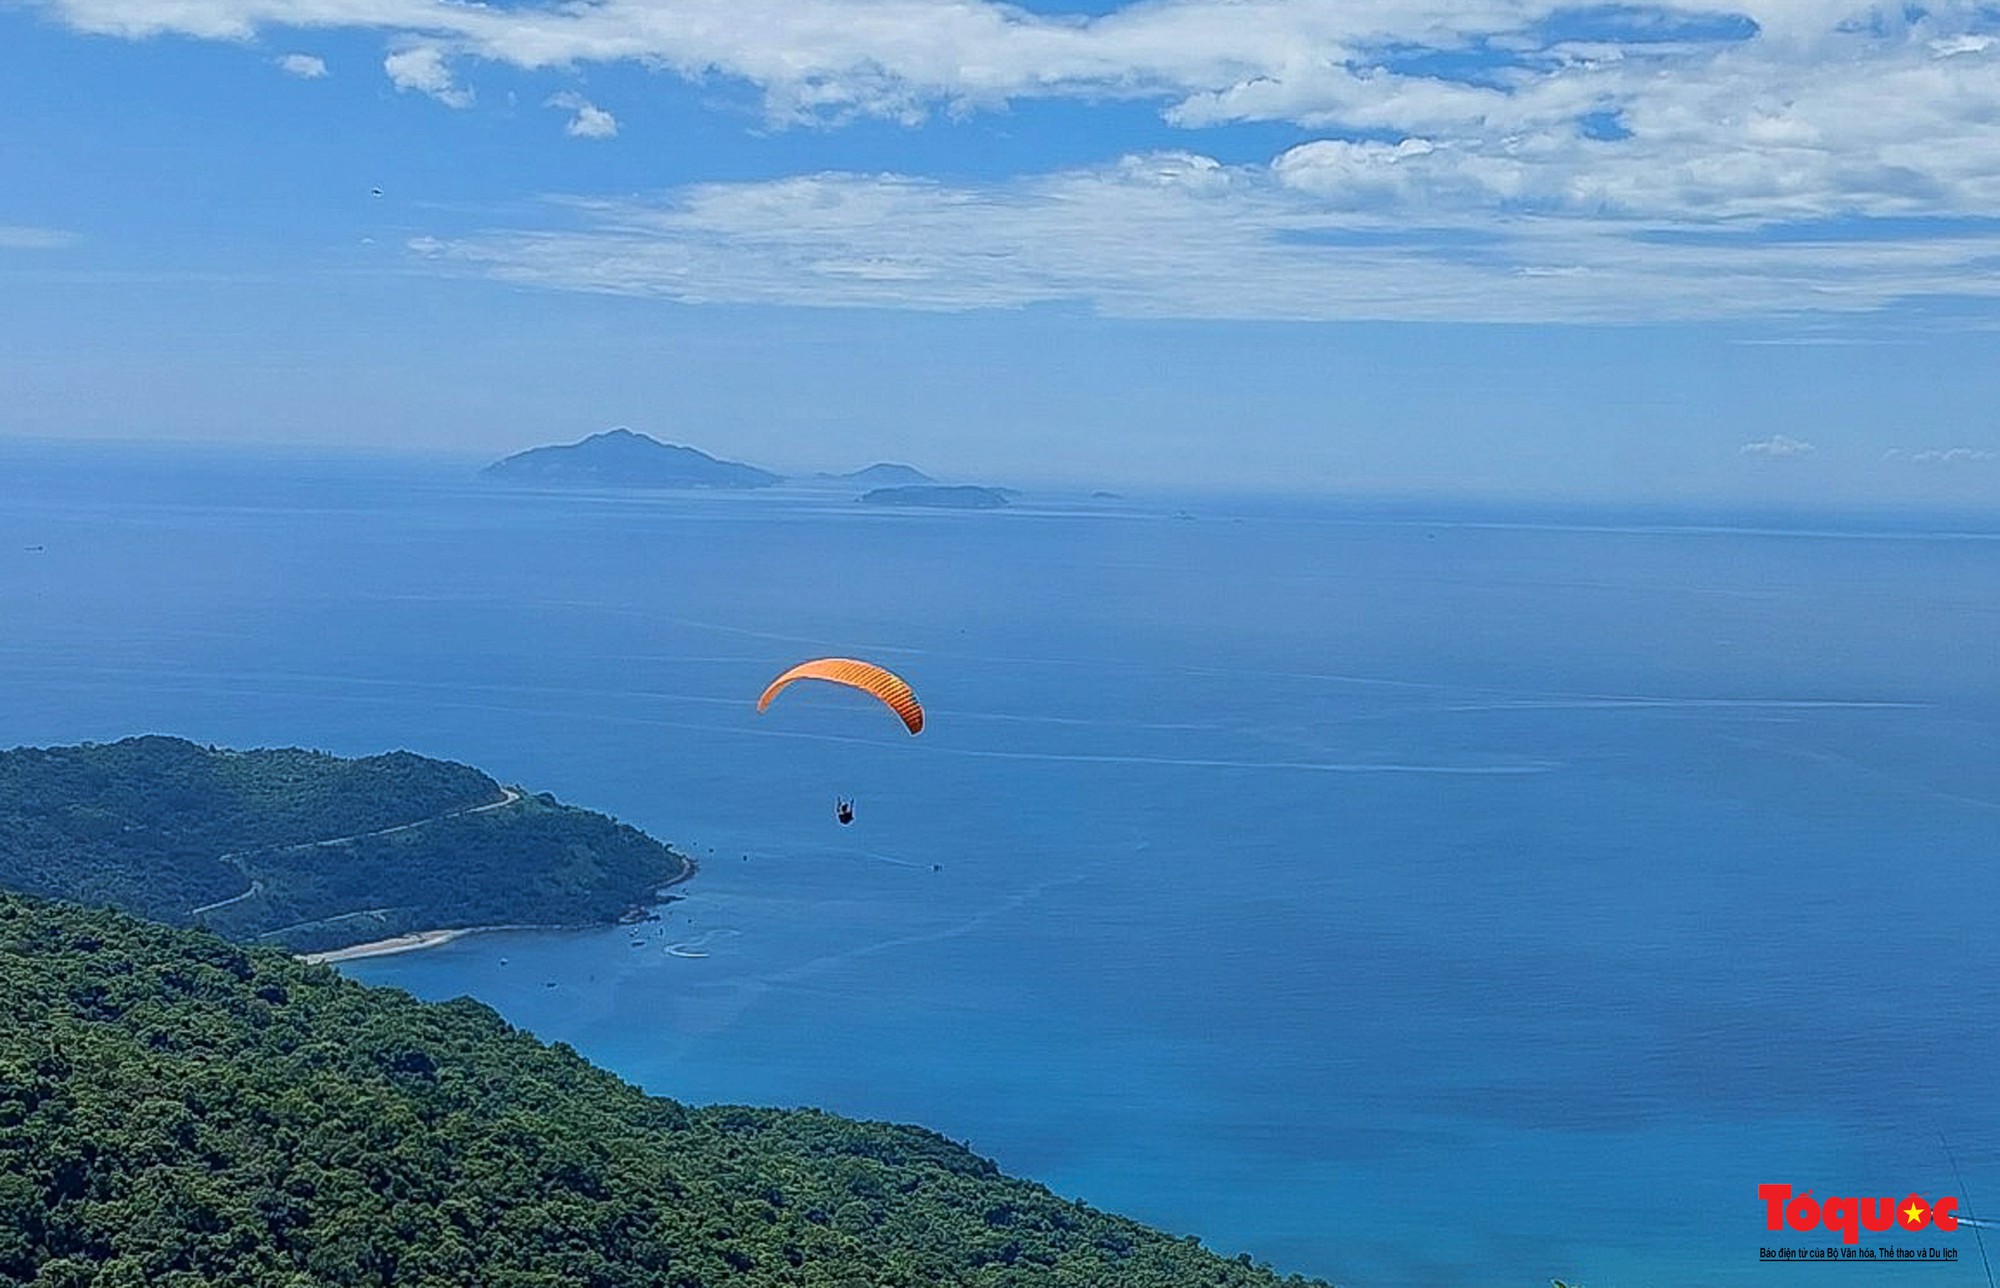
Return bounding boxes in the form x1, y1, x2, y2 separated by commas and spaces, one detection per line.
3, 443, 1998, 1286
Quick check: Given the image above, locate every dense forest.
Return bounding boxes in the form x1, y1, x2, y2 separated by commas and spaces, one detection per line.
0, 738, 688, 952
0, 895, 1324, 1287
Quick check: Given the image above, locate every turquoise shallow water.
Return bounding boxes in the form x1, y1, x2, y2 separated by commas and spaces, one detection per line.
3, 444, 1999, 1285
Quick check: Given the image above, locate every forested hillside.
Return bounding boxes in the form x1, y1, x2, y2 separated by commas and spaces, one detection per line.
0, 895, 1324, 1288
0, 738, 687, 952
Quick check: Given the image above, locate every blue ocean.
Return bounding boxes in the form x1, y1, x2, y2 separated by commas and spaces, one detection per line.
4, 441, 1998, 1286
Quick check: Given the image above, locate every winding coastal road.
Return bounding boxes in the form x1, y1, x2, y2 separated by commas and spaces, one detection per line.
189, 785, 525, 917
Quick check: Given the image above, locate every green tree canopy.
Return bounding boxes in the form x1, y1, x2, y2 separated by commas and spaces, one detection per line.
0, 895, 1325, 1288
0, 738, 687, 952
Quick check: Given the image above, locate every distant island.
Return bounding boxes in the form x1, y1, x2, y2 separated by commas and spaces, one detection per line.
861, 485, 1011, 509
817, 462, 935, 486
0, 736, 689, 953
482, 428, 782, 489
0, 893, 1326, 1287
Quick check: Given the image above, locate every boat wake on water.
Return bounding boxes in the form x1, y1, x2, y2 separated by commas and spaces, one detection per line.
666, 927, 742, 959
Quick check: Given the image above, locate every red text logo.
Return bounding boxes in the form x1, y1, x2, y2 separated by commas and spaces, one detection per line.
1760, 1185, 1959, 1246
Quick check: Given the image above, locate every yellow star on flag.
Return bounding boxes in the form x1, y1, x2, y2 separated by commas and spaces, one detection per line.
1903, 1201, 1927, 1225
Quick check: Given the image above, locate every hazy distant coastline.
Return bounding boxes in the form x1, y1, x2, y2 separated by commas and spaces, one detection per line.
862, 484, 1012, 509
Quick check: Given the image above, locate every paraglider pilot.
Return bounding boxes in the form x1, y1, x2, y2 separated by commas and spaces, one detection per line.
835, 798, 855, 826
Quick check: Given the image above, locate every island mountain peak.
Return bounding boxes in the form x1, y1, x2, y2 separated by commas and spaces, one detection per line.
818, 461, 935, 486
483, 428, 782, 489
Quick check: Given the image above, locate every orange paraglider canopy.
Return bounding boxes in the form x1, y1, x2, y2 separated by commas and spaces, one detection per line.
757, 658, 924, 734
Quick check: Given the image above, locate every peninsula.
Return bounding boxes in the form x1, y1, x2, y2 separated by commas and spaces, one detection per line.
482, 428, 783, 489
0, 736, 689, 953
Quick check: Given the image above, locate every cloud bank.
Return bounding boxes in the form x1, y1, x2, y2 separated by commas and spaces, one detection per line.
403, 157, 2000, 322
33, 0, 2000, 319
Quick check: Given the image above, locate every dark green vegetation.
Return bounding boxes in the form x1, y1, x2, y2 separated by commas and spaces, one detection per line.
0, 738, 687, 953
483, 429, 782, 489
0, 895, 1325, 1287
860, 486, 1010, 510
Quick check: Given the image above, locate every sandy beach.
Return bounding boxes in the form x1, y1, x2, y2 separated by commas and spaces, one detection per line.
298, 853, 700, 966
299, 928, 475, 964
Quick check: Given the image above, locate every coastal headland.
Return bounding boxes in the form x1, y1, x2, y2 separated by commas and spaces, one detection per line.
0, 735, 693, 954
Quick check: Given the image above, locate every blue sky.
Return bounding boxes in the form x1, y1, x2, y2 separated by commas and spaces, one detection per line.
4, 0, 1999, 501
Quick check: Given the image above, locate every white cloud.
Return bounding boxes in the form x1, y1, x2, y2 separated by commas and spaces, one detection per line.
1271, 138, 1534, 209
0, 225, 78, 249
276, 52, 327, 78
547, 92, 618, 139
33, 0, 2000, 317
31, 0, 2000, 210
1930, 35, 1994, 56
1885, 445, 1998, 463
384, 46, 472, 108
399, 159, 2000, 322
1741, 434, 1817, 457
